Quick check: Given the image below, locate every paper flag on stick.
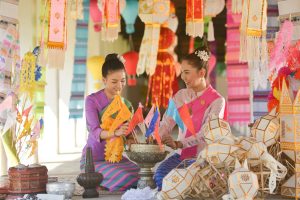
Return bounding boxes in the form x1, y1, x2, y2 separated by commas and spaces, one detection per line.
165, 99, 184, 131
22, 105, 33, 117
178, 103, 195, 135
153, 117, 163, 150
30, 120, 41, 141
125, 103, 144, 136
144, 105, 155, 128
145, 108, 160, 137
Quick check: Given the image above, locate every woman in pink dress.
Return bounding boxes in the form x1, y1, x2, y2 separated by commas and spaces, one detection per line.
80, 54, 139, 191
154, 46, 226, 190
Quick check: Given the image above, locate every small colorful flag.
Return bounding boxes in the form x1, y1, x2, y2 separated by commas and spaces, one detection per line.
153, 118, 163, 150
144, 105, 155, 128
165, 99, 184, 131
125, 103, 144, 136
145, 108, 160, 137
178, 103, 195, 135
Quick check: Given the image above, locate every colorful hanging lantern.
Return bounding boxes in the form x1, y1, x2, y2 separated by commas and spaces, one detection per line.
136, 0, 170, 76
239, 0, 268, 63
121, 0, 138, 34
47, 0, 67, 69
90, 0, 102, 31
147, 27, 176, 108
101, 0, 122, 41
122, 51, 138, 86
204, 0, 225, 41
186, 0, 204, 38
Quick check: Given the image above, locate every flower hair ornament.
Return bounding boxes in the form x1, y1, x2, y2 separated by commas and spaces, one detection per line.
195, 50, 210, 62
117, 54, 126, 64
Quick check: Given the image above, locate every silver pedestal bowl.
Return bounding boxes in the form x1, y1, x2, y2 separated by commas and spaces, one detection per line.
126, 144, 169, 189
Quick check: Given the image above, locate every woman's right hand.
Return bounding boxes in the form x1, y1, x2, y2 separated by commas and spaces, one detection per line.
161, 134, 177, 149
114, 122, 129, 137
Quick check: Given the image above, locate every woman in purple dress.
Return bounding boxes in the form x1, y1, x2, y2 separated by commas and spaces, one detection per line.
80, 54, 139, 192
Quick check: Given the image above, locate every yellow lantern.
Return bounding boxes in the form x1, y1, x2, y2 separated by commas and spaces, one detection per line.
87, 56, 105, 90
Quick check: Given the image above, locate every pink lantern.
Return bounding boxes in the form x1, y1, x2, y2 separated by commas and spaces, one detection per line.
123, 51, 139, 86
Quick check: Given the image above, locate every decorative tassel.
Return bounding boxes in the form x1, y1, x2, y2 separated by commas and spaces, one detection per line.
137, 25, 161, 76
101, 0, 121, 42
47, 48, 65, 69
186, 21, 204, 38
208, 20, 215, 41
239, 0, 267, 63
47, 0, 67, 69
186, 0, 204, 38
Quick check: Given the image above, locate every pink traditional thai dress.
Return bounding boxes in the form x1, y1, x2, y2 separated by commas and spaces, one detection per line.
154, 85, 225, 190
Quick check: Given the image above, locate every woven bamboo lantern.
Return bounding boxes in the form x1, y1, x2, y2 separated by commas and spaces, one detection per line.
226, 160, 259, 200
251, 108, 279, 147
160, 162, 199, 200
202, 116, 233, 144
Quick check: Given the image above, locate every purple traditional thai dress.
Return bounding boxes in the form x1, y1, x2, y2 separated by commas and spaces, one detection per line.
154, 85, 225, 190
80, 90, 139, 192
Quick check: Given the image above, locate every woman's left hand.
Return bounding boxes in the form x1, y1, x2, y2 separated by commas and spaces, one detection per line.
125, 134, 136, 150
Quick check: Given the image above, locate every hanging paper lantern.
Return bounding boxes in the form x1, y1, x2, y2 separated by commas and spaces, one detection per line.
47, 0, 67, 69
122, 51, 138, 86
239, 0, 268, 63
136, 0, 170, 76
121, 0, 138, 34
204, 0, 225, 41
186, 0, 204, 38
101, 0, 123, 41
87, 56, 105, 90
90, 0, 102, 31
204, 0, 225, 17
147, 27, 176, 108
